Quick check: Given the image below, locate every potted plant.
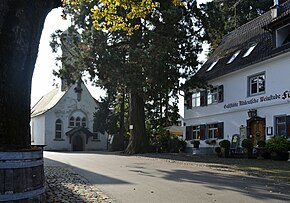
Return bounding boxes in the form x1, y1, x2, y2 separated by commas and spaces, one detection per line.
215, 147, 222, 157
256, 140, 266, 159
190, 140, 200, 149
219, 140, 231, 158
266, 136, 289, 160
242, 138, 253, 158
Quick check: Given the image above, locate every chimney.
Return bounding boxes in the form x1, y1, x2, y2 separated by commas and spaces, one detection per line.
271, 0, 280, 19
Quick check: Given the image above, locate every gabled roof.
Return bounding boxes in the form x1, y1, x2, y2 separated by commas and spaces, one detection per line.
188, 1, 290, 83
66, 126, 94, 137
66, 126, 94, 144
31, 87, 66, 117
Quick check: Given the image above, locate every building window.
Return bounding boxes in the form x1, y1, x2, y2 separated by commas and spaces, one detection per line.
205, 122, 224, 139
69, 116, 75, 127
248, 73, 265, 96
206, 60, 219, 72
93, 120, 98, 133
192, 92, 201, 107
93, 133, 100, 140
227, 50, 240, 64
208, 124, 219, 139
243, 44, 257, 58
276, 24, 290, 47
55, 119, 62, 139
82, 117, 86, 127
192, 126, 200, 140
76, 117, 81, 127
207, 87, 218, 105
275, 116, 287, 136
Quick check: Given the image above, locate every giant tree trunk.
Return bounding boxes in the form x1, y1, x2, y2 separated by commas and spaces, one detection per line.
117, 90, 125, 150
0, 0, 61, 149
125, 90, 148, 154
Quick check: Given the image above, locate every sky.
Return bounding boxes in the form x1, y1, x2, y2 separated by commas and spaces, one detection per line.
31, 8, 105, 107
31, 0, 210, 116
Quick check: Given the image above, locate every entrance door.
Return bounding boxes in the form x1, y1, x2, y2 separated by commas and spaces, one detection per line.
248, 117, 265, 145
72, 135, 84, 151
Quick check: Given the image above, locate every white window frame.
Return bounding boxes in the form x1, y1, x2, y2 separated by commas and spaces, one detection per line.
192, 92, 201, 107
208, 124, 218, 139
207, 87, 218, 105
69, 116, 75, 127
82, 117, 86, 127
248, 72, 265, 96
55, 119, 62, 139
192, 126, 200, 140
275, 115, 287, 136
276, 24, 290, 48
76, 117, 81, 127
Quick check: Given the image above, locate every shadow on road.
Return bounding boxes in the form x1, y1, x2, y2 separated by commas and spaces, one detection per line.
45, 156, 131, 185
44, 157, 127, 202
44, 152, 290, 203
154, 169, 290, 202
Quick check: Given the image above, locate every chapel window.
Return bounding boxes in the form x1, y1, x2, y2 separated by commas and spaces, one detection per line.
76, 117, 81, 127
69, 116, 75, 127
55, 119, 62, 139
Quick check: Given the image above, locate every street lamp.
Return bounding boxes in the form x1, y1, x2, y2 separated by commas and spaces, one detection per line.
248, 109, 257, 118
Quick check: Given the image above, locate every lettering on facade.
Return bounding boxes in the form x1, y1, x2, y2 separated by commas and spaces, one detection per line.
282, 91, 290, 100
224, 91, 290, 109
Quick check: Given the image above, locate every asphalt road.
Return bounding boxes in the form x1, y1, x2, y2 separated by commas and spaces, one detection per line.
44, 151, 290, 203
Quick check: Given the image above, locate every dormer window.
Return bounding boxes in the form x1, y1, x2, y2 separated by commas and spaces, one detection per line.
227, 50, 240, 64
206, 60, 219, 72
276, 24, 290, 47
242, 44, 257, 58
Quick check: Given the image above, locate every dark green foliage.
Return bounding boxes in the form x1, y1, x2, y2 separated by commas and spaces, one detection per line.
190, 140, 200, 148
257, 140, 266, 148
215, 146, 222, 154
266, 136, 289, 153
93, 96, 119, 135
219, 140, 230, 149
150, 127, 185, 153
241, 139, 254, 149
51, 1, 203, 153
200, 0, 273, 52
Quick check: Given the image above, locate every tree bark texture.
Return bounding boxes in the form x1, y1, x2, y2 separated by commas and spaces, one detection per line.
0, 0, 61, 149
125, 91, 148, 154
113, 91, 125, 151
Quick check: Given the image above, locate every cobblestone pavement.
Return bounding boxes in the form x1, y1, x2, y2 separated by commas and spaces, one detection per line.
45, 166, 116, 203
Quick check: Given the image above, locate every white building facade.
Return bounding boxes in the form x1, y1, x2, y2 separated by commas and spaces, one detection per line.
183, 1, 290, 153
31, 81, 107, 151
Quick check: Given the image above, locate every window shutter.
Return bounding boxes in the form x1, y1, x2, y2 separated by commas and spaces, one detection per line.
185, 126, 193, 140
200, 124, 206, 140
286, 116, 290, 138
217, 122, 224, 139
200, 91, 207, 106
218, 85, 224, 103
186, 92, 192, 109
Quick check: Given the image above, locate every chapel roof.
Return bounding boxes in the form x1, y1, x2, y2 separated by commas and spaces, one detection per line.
185, 0, 290, 86
31, 87, 66, 117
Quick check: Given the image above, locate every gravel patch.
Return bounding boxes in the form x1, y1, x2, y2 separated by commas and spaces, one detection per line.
45, 166, 116, 203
